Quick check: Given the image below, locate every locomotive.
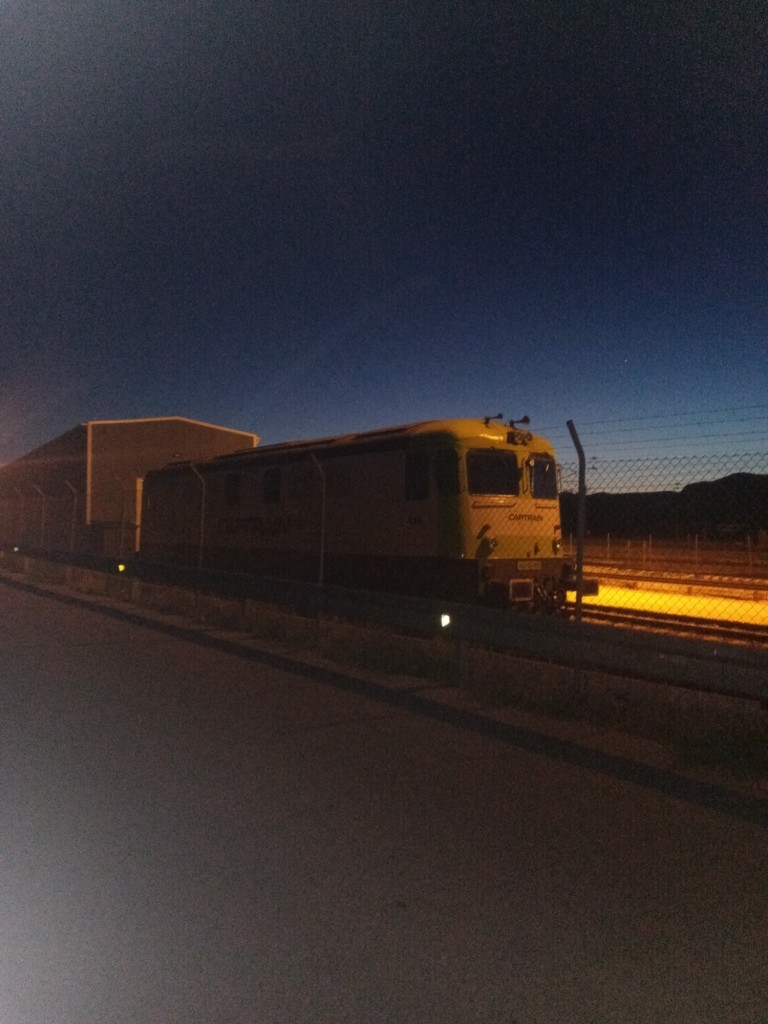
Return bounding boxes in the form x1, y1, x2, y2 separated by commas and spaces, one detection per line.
140, 417, 588, 611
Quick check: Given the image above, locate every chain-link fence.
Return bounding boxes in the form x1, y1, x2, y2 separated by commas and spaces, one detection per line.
559, 453, 768, 628
3, 441, 767, 631
0, 476, 139, 559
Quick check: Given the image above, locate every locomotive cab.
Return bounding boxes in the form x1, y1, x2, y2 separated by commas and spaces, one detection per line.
448, 426, 568, 611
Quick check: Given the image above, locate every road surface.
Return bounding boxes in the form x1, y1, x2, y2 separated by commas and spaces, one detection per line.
1, 582, 766, 1024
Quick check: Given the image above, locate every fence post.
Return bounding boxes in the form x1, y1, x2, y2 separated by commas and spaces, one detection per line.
65, 481, 78, 552
565, 421, 586, 625
112, 473, 127, 558
14, 487, 25, 547
309, 454, 327, 629
32, 485, 46, 548
566, 420, 588, 702
309, 454, 326, 589
189, 464, 206, 570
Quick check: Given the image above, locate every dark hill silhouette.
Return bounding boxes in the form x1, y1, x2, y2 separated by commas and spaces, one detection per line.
560, 473, 768, 540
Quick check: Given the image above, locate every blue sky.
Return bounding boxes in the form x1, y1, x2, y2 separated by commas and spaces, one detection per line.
1, 0, 766, 464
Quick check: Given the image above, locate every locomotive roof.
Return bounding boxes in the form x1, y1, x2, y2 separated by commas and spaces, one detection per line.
149, 419, 555, 476
208, 418, 553, 463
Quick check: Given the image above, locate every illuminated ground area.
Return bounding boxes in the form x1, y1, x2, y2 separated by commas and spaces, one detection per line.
582, 585, 768, 627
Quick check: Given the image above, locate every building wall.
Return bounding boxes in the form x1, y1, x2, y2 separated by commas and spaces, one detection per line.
0, 426, 88, 550
88, 418, 258, 555
0, 418, 258, 556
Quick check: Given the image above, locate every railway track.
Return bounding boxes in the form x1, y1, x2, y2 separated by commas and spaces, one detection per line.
574, 564, 768, 645
581, 604, 768, 647
583, 564, 768, 602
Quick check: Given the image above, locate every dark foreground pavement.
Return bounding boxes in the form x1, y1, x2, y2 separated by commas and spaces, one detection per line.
1, 582, 766, 1023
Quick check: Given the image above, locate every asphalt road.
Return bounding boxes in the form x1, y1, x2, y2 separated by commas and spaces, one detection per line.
1, 583, 766, 1024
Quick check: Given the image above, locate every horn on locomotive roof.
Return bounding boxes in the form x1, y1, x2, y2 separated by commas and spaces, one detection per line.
483, 413, 503, 426
508, 416, 530, 427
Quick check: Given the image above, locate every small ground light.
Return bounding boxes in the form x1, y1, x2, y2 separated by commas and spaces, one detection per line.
117, 563, 126, 573
440, 613, 451, 628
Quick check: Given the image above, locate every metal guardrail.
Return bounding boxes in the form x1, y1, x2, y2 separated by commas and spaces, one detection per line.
2, 547, 767, 705
320, 590, 768, 703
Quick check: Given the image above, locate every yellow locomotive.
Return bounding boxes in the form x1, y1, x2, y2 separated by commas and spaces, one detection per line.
140, 417, 580, 610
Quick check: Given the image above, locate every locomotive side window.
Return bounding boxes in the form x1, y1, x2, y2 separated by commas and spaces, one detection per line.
434, 449, 460, 496
530, 455, 558, 499
466, 450, 520, 495
224, 472, 241, 507
405, 451, 430, 500
263, 466, 281, 504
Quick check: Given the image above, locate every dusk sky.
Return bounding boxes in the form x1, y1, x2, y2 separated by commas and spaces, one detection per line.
2, 0, 766, 465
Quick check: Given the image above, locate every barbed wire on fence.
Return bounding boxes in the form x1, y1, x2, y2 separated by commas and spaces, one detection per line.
544, 404, 768, 461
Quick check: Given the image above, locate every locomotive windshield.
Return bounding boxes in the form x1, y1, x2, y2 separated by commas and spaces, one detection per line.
466, 450, 520, 495
529, 455, 558, 499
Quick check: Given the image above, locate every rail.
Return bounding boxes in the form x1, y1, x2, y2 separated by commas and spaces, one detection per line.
582, 605, 768, 647
584, 565, 768, 603
576, 545, 768, 581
